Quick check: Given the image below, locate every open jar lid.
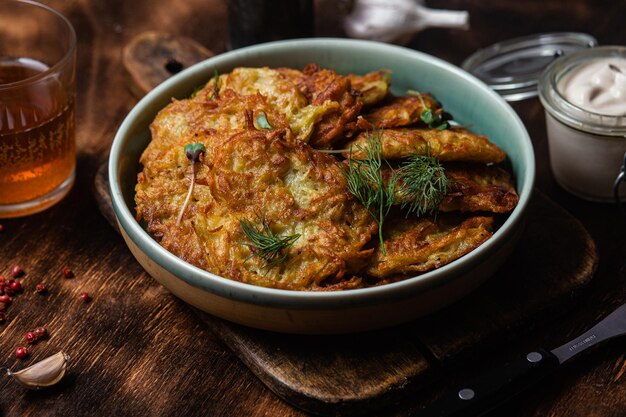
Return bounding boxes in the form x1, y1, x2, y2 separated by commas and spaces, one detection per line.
462, 32, 598, 101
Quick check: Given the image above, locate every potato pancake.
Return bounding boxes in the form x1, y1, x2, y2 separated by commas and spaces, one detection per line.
366, 215, 494, 278
195, 65, 367, 148
297, 64, 363, 148
345, 127, 506, 163
441, 165, 519, 213
346, 69, 390, 106
363, 95, 441, 128
386, 165, 518, 213
136, 114, 377, 290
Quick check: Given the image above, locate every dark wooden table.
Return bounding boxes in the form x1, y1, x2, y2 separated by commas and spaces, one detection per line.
0, 1, 624, 416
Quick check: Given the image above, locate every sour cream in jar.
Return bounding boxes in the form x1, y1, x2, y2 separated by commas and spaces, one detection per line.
559, 58, 626, 116
539, 47, 626, 202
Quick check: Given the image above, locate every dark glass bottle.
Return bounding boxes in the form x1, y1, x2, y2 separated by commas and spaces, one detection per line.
227, 0, 314, 49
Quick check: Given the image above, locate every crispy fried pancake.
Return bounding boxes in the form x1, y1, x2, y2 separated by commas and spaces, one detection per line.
299, 64, 363, 148
197, 65, 363, 148
136, 127, 377, 291
347, 70, 391, 106
366, 215, 494, 278
196, 67, 339, 143
363, 95, 440, 128
386, 164, 519, 213
345, 127, 506, 164
441, 165, 519, 213
145, 89, 293, 158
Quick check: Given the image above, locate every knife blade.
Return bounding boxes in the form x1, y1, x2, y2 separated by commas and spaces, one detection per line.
415, 302, 626, 417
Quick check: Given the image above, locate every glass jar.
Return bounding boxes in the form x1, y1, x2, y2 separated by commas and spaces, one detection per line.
539, 46, 626, 202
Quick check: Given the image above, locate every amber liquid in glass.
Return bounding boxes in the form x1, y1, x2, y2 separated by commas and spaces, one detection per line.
0, 57, 75, 208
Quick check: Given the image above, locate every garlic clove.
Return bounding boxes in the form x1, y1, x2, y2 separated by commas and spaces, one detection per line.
7, 351, 70, 389
344, 0, 469, 44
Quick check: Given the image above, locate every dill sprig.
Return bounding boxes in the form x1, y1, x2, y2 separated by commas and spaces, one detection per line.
240, 214, 300, 269
343, 130, 397, 255
343, 130, 450, 252
395, 154, 448, 217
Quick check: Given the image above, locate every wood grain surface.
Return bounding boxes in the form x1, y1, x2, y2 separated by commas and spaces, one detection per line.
95, 153, 597, 416
0, 1, 625, 417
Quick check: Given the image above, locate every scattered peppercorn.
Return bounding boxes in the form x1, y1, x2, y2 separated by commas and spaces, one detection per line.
15, 346, 28, 359
8, 280, 21, 293
0, 294, 11, 304
0, 224, 4, 232
62, 267, 74, 279
33, 327, 48, 340
35, 284, 47, 294
79, 292, 92, 303
25, 331, 36, 344
11, 265, 23, 278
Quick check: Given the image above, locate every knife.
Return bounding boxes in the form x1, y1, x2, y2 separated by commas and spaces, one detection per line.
415, 302, 626, 417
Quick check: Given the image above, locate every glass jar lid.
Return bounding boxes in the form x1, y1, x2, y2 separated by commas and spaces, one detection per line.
462, 32, 598, 101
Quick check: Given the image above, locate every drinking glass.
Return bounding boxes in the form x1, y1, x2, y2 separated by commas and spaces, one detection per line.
0, 0, 76, 217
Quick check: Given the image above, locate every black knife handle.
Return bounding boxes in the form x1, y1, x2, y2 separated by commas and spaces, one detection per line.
415, 349, 559, 417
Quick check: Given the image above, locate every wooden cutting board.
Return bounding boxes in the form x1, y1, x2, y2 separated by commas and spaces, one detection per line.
95, 33, 598, 416
96, 165, 597, 416
192, 190, 597, 416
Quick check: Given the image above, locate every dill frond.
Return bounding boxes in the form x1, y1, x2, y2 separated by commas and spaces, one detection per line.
395, 154, 448, 217
342, 130, 396, 255
240, 214, 300, 269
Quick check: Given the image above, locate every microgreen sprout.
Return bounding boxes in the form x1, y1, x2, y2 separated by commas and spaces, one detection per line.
407, 90, 450, 130
256, 112, 272, 129
176, 142, 205, 225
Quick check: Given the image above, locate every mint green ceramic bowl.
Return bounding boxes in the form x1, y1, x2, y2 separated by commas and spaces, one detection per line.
109, 39, 534, 334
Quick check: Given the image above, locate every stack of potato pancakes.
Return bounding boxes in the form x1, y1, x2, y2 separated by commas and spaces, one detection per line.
135, 64, 518, 291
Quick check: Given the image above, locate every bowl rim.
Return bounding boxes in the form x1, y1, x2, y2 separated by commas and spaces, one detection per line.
109, 38, 535, 309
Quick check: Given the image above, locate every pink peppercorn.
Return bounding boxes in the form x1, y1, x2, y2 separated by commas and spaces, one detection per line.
8, 280, 21, 293
15, 346, 28, 359
11, 265, 23, 278
25, 331, 36, 344
33, 327, 48, 340
62, 267, 74, 279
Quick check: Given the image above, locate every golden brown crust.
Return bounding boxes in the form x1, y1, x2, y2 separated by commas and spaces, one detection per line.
441, 165, 519, 213
136, 126, 377, 291
366, 215, 494, 278
363, 95, 440, 128
347, 70, 391, 106
385, 164, 519, 213
299, 64, 363, 148
345, 127, 506, 164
